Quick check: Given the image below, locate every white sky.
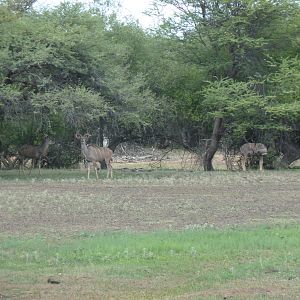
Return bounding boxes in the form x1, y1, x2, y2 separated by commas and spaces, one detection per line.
34, 0, 162, 28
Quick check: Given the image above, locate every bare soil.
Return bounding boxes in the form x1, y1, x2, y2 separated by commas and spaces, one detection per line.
1, 171, 299, 235
0, 170, 300, 299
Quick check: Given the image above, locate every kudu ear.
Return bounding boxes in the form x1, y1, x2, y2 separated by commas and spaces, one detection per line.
84, 133, 91, 139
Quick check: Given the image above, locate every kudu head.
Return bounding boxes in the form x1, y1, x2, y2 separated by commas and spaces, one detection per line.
255, 143, 268, 156
75, 132, 91, 145
44, 135, 55, 146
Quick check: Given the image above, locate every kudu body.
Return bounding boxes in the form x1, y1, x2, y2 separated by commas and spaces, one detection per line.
76, 133, 113, 179
240, 143, 268, 171
18, 137, 54, 175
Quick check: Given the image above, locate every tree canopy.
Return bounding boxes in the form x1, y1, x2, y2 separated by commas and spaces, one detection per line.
1, 0, 300, 168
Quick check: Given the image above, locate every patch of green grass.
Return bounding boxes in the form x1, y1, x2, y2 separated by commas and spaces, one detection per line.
1, 225, 299, 298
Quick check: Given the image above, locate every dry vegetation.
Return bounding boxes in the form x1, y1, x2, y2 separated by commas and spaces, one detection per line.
1, 170, 299, 235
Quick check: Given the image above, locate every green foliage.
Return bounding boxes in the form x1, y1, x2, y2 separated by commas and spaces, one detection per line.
0, 0, 300, 167
149, 0, 300, 163
193, 73, 300, 158
0, 1, 159, 163
155, 0, 299, 79
266, 58, 300, 123
0, 0, 36, 13
31, 86, 108, 129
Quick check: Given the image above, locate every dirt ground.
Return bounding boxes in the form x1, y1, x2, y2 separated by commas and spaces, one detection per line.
1, 171, 299, 235
0, 170, 300, 299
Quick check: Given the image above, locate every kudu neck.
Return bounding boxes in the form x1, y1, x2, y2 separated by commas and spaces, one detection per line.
39, 139, 50, 154
81, 140, 89, 153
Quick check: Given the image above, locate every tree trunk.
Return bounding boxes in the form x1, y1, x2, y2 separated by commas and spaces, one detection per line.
97, 117, 106, 146
203, 117, 224, 171
108, 136, 125, 152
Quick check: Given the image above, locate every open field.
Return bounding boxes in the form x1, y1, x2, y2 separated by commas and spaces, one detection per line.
0, 169, 300, 299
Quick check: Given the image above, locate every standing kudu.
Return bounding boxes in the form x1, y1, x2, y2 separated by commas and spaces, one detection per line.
240, 143, 268, 171
75, 133, 113, 179
18, 136, 54, 175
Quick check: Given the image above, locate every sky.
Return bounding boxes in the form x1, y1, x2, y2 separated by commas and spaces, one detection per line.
34, 0, 161, 28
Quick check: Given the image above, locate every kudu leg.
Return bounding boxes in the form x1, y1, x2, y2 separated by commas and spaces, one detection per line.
105, 159, 112, 179
38, 158, 42, 175
28, 159, 35, 175
106, 165, 110, 179
110, 164, 113, 178
87, 162, 91, 179
241, 156, 247, 171
19, 158, 25, 175
259, 156, 264, 171
94, 162, 99, 180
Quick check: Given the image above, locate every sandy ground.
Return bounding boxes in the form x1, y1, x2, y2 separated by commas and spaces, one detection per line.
1, 171, 299, 235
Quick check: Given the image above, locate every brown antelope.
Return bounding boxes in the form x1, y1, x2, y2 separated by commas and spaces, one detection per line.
75, 133, 113, 179
18, 136, 54, 175
240, 143, 268, 171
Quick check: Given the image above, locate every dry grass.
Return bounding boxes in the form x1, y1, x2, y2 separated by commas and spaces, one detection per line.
0, 170, 300, 234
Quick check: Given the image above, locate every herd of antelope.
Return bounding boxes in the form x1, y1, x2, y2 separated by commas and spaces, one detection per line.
18, 132, 113, 178
16, 133, 268, 177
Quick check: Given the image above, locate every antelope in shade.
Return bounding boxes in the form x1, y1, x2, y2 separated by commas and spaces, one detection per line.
18, 136, 54, 175
75, 133, 113, 179
240, 143, 268, 171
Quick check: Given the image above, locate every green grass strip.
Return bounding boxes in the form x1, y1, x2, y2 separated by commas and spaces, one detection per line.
1, 225, 299, 277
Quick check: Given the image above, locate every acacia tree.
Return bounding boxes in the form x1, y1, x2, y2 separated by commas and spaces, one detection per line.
0, 1, 159, 166
265, 58, 300, 165
153, 0, 300, 169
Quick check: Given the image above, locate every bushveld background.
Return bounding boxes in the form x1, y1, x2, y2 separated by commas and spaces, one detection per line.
1, 0, 300, 298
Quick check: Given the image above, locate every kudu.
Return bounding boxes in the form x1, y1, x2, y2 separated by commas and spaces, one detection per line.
18, 136, 54, 175
240, 143, 268, 171
75, 133, 113, 179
